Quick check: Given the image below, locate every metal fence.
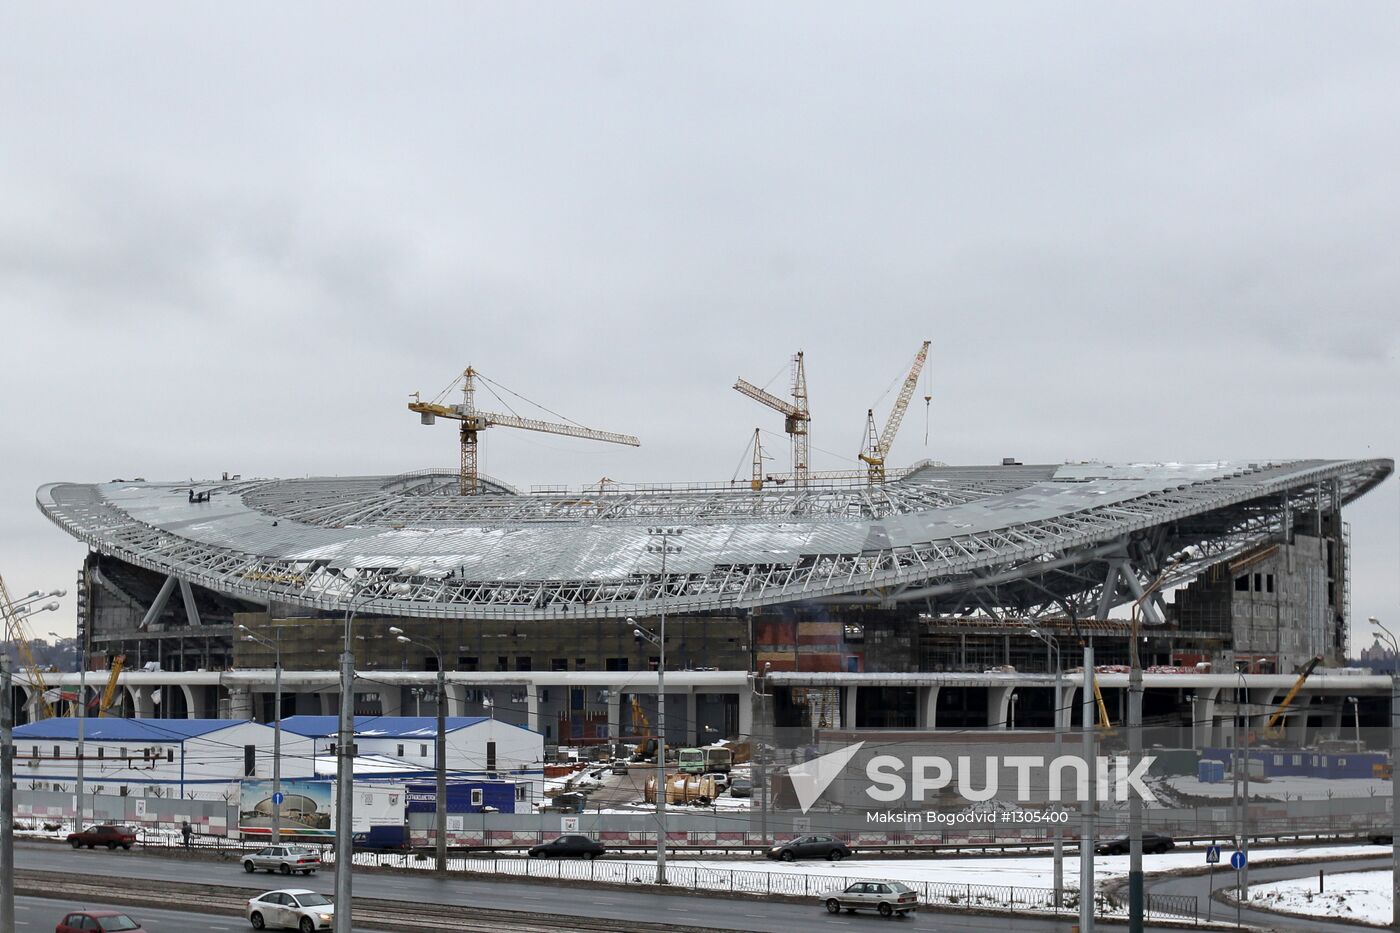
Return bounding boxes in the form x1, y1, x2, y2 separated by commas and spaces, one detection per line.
382, 854, 1200, 923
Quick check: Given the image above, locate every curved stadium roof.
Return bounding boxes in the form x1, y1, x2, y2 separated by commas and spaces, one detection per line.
37, 458, 1393, 622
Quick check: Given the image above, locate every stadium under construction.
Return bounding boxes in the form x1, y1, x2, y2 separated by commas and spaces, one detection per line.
32, 450, 1394, 745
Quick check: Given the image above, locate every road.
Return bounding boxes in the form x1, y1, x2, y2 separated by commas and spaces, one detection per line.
12, 894, 398, 933
1145, 854, 1391, 932
18, 840, 1199, 932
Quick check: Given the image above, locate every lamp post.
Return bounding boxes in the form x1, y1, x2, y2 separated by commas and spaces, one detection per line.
3, 592, 62, 933
1234, 666, 1250, 914
1030, 629, 1064, 910
641, 526, 682, 885
390, 627, 448, 876
333, 578, 397, 933
1370, 616, 1400, 932
50, 625, 84, 832
239, 624, 284, 844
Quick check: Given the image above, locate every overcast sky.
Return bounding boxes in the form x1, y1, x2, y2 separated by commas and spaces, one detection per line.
2, 3, 1395, 645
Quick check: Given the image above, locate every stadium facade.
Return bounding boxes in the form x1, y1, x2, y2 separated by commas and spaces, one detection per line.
35, 456, 1393, 743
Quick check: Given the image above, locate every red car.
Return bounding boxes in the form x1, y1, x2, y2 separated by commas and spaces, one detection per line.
56, 910, 147, 932
65, 824, 137, 850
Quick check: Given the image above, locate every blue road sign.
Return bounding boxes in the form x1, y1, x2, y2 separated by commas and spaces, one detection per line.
1230, 850, 1247, 870
272, 791, 285, 806
1206, 845, 1221, 864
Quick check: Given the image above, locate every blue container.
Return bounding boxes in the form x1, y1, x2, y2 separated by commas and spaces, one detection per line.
1197, 758, 1226, 783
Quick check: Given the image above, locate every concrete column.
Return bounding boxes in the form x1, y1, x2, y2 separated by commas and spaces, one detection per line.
226, 686, 251, 721
917, 686, 939, 728
379, 686, 404, 718
738, 690, 753, 739
1059, 687, 1078, 731
685, 690, 698, 746
527, 686, 540, 734
1192, 690, 1218, 749
988, 686, 1013, 729
178, 684, 197, 719
606, 690, 622, 744
444, 683, 467, 717
842, 686, 858, 729
318, 692, 336, 716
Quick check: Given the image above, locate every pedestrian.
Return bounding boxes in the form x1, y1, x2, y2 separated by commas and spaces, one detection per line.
181, 820, 192, 848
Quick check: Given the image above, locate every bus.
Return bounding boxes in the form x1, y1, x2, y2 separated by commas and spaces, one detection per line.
678, 746, 733, 775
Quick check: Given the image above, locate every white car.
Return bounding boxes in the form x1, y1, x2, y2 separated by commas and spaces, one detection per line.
246, 889, 334, 932
823, 880, 919, 917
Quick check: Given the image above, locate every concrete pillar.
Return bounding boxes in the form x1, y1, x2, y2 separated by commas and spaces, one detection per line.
444, 683, 467, 717
685, 690, 698, 746
738, 690, 753, 739
379, 686, 404, 718
606, 689, 622, 744
1192, 690, 1218, 749
1059, 687, 1078, 731
917, 686, 939, 728
843, 686, 858, 729
988, 686, 1013, 729
177, 684, 197, 719
527, 686, 540, 734
131, 686, 156, 719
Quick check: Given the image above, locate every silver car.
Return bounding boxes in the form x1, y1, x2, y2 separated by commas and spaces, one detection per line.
241, 845, 321, 875
246, 888, 334, 932
823, 880, 919, 917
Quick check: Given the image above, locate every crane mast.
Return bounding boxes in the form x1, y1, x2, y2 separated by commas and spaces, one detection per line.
859, 340, 930, 484
734, 351, 811, 488
410, 365, 640, 496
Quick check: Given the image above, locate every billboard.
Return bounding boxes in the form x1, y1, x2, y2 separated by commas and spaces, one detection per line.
239, 780, 406, 837
239, 779, 332, 837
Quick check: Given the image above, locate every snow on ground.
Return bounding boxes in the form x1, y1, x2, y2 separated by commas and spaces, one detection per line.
327, 841, 1393, 897
1237, 869, 1389, 924
1164, 774, 1391, 801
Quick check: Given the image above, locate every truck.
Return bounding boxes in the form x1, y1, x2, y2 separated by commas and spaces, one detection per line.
677, 745, 733, 775
352, 825, 410, 852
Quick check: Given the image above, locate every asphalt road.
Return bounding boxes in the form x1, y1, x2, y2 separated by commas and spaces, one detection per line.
17, 840, 1200, 933
1144, 854, 1391, 932
12, 894, 396, 933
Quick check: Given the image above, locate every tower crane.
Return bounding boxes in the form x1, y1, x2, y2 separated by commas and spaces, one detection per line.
0, 574, 60, 720
858, 340, 930, 484
409, 366, 641, 496
734, 351, 811, 488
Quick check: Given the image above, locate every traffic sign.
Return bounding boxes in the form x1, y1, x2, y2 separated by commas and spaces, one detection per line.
272, 791, 285, 806
1205, 845, 1221, 864
1230, 850, 1247, 870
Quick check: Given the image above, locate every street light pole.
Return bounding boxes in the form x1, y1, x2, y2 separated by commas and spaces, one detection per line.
1370, 616, 1400, 933
1080, 644, 1096, 933
240, 625, 284, 844
333, 583, 380, 933
53, 626, 85, 832
1030, 629, 1064, 910
1128, 614, 1144, 933
391, 628, 447, 876
2, 651, 15, 933
645, 526, 682, 886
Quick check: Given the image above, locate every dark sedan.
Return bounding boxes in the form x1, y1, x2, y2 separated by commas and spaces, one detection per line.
527, 834, 606, 859
767, 834, 851, 861
1095, 832, 1174, 855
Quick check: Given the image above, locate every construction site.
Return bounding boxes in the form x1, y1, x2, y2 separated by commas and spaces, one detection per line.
8, 344, 1392, 749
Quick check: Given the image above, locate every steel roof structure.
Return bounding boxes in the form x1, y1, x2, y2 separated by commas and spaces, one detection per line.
37, 458, 1392, 622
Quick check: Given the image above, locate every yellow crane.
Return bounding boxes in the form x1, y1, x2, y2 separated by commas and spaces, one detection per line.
410, 365, 640, 496
0, 574, 56, 720
859, 340, 931, 484
99, 654, 126, 717
734, 351, 811, 488
1263, 655, 1323, 741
